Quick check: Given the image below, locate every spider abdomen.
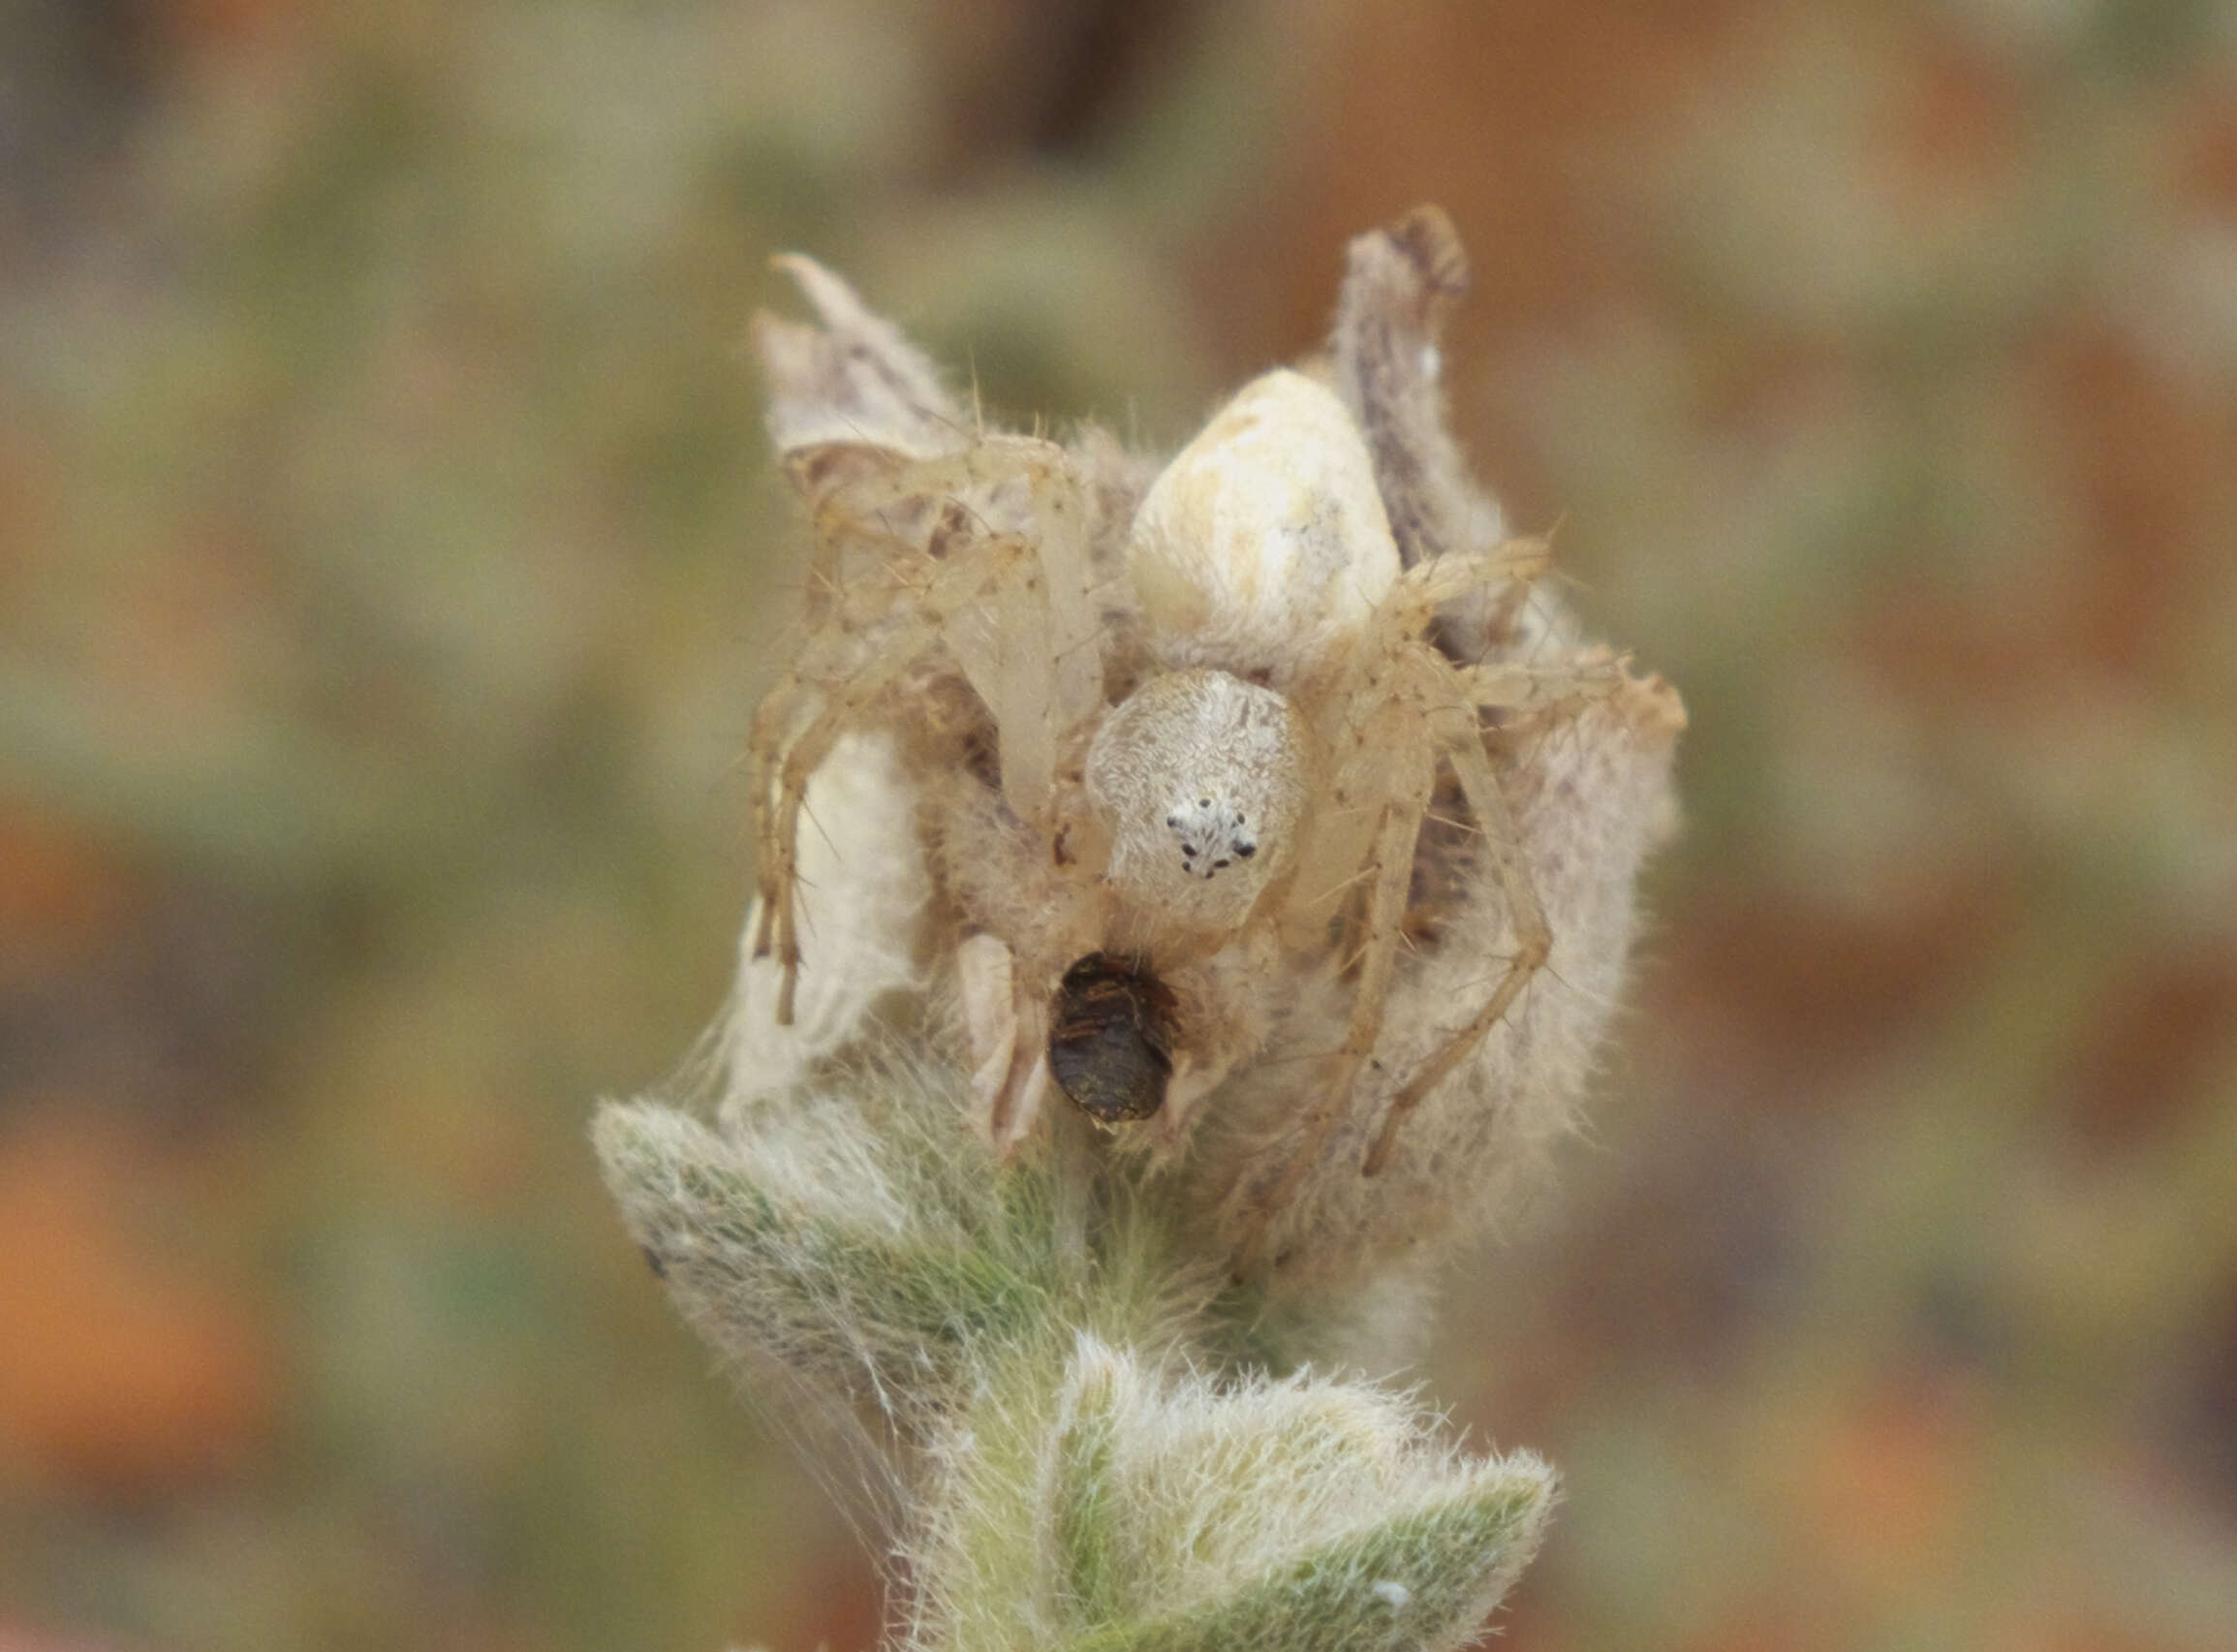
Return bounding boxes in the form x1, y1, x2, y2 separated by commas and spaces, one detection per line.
1127, 369, 1400, 686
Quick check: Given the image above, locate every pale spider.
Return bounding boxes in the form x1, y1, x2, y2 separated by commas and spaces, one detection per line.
747, 208, 1621, 1244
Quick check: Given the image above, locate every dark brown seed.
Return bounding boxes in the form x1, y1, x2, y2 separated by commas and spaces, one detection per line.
1047, 953, 1176, 1124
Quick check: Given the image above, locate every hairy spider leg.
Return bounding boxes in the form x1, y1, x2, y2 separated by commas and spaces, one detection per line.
1236, 692, 1435, 1276
751, 430, 1100, 949
1362, 665, 1551, 1175
1455, 646, 1631, 719
779, 444, 924, 627
750, 531, 1042, 1024
1270, 546, 1520, 945
825, 437, 1103, 827
1476, 541, 1553, 646
1233, 540, 1612, 1270
932, 437, 1102, 825
744, 493, 931, 965
1402, 539, 1553, 612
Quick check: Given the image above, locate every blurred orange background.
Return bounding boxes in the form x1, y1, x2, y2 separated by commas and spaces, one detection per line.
2, 2, 2233, 1648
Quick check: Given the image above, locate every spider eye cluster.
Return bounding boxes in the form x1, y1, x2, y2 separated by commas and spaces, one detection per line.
1163, 796, 1260, 880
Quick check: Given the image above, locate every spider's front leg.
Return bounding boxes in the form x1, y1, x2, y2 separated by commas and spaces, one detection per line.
978, 439, 1103, 826
750, 534, 1037, 1023
849, 437, 1102, 828
1455, 646, 1631, 722
745, 568, 896, 966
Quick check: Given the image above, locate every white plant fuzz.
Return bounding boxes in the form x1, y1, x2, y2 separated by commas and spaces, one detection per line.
597, 1024, 1551, 1650
724, 730, 932, 1117
910, 1334, 1551, 1652
597, 204, 1680, 1652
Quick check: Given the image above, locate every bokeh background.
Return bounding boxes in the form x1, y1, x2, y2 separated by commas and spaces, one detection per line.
3, 1, 2234, 1647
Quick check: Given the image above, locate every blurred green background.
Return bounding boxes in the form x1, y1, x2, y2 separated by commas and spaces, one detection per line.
2, 1, 2233, 1648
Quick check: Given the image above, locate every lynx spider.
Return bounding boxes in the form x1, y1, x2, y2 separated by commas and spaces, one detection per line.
747, 208, 1623, 1254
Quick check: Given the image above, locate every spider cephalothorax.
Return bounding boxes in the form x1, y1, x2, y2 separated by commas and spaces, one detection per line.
1084, 668, 1306, 936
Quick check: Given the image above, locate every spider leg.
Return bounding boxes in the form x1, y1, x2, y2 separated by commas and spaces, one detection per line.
956, 931, 1050, 1153
1279, 696, 1395, 943
777, 444, 921, 625
839, 438, 1102, 827
746, 673, 807, 963
1455, 645, 1630, 716
972, 452, 1095, 826
752, 538, 1032, 1022
1354, 540, 1552, 671
1477, 543, 1550, 645
1006, 441, 1102, 743
1236, 715, 1433, 1273
748, 496, 932, 965
749, 514, 910, 966
1361, 689, 1550, 1176
1283, 572, 1490, 940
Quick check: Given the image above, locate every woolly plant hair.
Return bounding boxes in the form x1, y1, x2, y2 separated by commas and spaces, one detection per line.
596, 207, 1679, 1651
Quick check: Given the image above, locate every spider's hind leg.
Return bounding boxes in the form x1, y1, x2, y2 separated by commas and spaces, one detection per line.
1234, 700, 1435, 1274
1361, 704, 1549, 1175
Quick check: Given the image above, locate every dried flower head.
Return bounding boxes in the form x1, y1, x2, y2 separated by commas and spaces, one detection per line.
732, 203, 1681, 1282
